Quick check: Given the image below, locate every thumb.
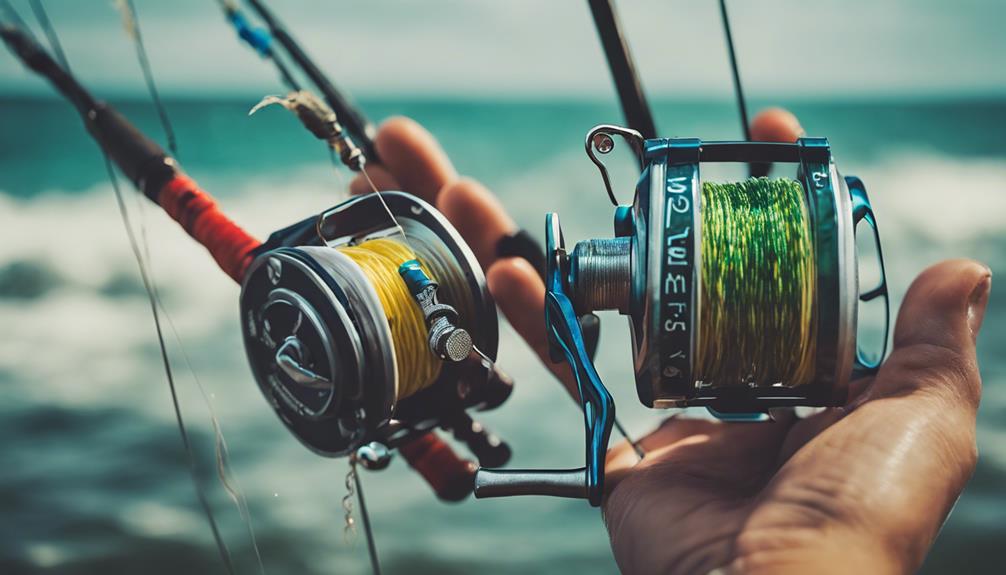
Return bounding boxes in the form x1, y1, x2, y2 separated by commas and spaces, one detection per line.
871, 259, 991, 404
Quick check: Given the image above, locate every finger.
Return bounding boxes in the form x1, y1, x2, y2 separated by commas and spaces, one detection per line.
437, 178, 517, 269
349, 165, 399, 195
486, 257, 577, 399
373, 116, 457, 203
873, 259, 991, 406
750, 107, 804, 142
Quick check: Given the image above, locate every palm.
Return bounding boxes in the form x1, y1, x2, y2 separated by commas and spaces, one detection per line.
604, 336, 979, 575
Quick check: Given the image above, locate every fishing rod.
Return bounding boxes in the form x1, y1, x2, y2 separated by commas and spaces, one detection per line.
474, 0, 891, 506
211, 0, 378, 162
215, 0, 616, 367
216, 0, 565, 298
1, 5, 252, 570
586, 0, 656, 143
587, 0, 765, 176
101, 0, 521, 505
1, 10, 525, 573
214, 0, 302, 92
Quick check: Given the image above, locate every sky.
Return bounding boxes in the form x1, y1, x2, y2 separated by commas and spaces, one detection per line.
1, 0, 1004, 100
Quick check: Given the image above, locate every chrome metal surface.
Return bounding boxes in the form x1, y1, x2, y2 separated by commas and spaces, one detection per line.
473, 468, 588, 499
569, 237, 632, 314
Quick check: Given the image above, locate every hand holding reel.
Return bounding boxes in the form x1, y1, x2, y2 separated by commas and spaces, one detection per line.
241, 191, 515, 497
475, 126, 889, 506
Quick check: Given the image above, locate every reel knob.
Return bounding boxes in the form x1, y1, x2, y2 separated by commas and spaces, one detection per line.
399, 259, 473, 363
354, 441, 393, 471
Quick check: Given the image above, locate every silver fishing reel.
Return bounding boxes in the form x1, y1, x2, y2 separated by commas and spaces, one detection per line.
475, 125, 889, 506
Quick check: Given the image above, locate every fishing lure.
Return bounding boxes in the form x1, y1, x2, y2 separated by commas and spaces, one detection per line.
475, 1, 890, 506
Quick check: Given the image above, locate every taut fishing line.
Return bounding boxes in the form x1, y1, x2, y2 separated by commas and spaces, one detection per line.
103, 155, 237, 574
21, 3, 263, 571
106, 5, 266, 570
114, 0, 177, 155
20, 3, 235, 566
27, 0, 65, 69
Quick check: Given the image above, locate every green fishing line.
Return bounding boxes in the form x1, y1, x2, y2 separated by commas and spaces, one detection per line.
697, 177, 817, 387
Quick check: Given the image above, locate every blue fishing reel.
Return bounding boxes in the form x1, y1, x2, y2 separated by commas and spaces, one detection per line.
475, 125, 889, 506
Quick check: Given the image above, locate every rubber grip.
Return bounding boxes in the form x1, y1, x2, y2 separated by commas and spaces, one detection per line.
156, 174, 261, 283
87, 103, 175, 198
496, 230, 546, 280
398, 431, 477, 502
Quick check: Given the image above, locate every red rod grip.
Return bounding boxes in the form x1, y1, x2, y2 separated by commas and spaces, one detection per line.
399, 431, 477, 502
156, 174, 261, 283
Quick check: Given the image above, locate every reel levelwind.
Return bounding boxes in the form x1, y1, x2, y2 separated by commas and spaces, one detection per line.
475, 125, 890, 506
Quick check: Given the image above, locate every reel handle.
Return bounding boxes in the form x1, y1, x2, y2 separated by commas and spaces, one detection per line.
399, 431, 478, 502
474, 214, 615, 507
474, 468, 588, 499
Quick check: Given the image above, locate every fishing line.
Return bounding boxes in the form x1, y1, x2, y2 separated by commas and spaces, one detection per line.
338, 238, 444, 399
27, 0, 67, 71
114, 0, 178, 155
8, 4, 238, 568
362, 167, 411, 246
718, 0, 750, 142
349, 459, 382, 575
697, 177, 817, 386
104, 155, 237, 574
328, 147, 349, 194
248, 91, 409, 245
215, 0, 302, 92
135, 226, 266, 574
342, 462, 358, 543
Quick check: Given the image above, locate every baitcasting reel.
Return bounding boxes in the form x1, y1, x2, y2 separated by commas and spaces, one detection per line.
241, 192, 514, 497
475, 125, 889, 506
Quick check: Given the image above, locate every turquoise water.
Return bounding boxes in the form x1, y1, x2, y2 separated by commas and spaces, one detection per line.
1, 96, 1005, 573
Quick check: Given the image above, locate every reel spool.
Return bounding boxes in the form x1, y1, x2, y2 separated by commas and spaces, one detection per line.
241, 192, 512, 468
475, 125, 889, 506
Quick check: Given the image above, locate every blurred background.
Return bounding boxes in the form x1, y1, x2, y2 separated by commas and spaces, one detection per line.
1, 0, 1003, 573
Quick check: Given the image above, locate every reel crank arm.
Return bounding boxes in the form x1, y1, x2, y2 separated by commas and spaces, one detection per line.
475, 214, 614, 507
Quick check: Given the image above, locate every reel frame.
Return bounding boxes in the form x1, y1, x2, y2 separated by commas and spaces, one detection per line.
241, 192, 510, 460
475, 126, 890, 506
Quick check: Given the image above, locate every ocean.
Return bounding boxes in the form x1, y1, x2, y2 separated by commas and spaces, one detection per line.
1, 96, 1004, 574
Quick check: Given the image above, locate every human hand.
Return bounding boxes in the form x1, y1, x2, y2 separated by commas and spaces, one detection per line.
350, 111, 991, 575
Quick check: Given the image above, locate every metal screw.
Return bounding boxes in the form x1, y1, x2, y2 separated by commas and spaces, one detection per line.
267, 257, 282, 284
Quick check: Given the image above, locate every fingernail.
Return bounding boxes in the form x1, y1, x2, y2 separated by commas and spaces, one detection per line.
968, 274, 992, 339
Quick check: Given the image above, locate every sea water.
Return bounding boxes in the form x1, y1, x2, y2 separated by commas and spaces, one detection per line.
1, 96, 1004, 574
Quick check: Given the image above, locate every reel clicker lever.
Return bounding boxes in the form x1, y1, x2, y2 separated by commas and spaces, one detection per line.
474, 213, 615, 507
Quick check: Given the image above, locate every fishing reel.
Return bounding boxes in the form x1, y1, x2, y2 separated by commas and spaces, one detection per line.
475, 125, 889, 506
241, 192, 513, 498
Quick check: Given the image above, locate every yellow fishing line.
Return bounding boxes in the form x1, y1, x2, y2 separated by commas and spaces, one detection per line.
338, 238, 442, 400
696, 177, 817, 387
